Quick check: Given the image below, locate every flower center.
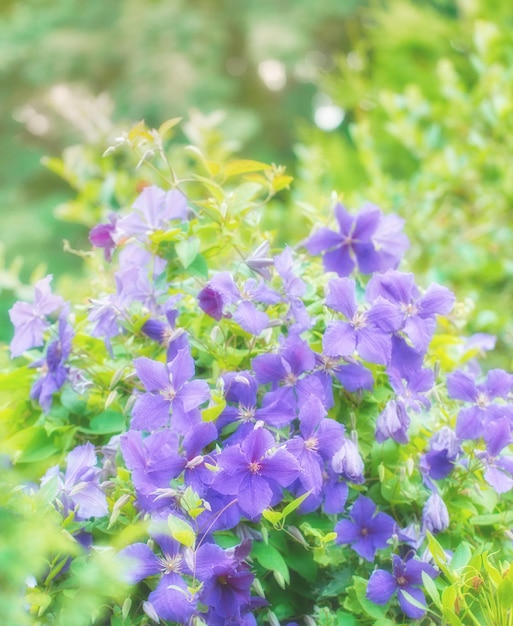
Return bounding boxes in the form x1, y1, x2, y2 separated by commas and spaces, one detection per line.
248, 461, 262, 474
360, 527, 368, 536
351, 311, 367, 331
476, 392, 489, 409
397, 575, 407, 586
238, 405, 256, 421
161, 385, 177, 401
401, 302, 418, 317
157, 553, 183, 575
305, 436, 319, 451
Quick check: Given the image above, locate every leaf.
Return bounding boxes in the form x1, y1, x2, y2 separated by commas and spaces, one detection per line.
82, 411, 126, 435
201, 398, 226, 423
175, 238, 201, 269
450, 542, 472, 570
281, 491, 312, 519
224, 160, 271, 178
262, 509, 283, 525
187, 254, 209, 279
167, 515, 195, 548
251, 542, 290, 585
6, 426, 58, 463
158, 117, 182, 137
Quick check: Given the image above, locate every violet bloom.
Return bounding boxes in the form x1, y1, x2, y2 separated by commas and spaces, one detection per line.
367, 271, 455, 356
141, 301, 188, 361
213, 426, 300, 519
322, 277, 400, 366
119, 534, 195, 623
331, 437, 365, 484
304, 203, 409, 277
198, 272, 280, 335
217, 371, 294, 442
335, 496, 396, 561
195, 541, 254, 621
43, 442, 108, 520
366, 554, 438, 619
89, 213, 119, 261
120, 429, 184, 504
9, 275, 64, 357
447, 368, 513, 440
422, 493, 449, 534
477, 415, 513, 493
130, 347, 210, 433
274, 246, 312, 332
420, 426, 461, 482
286, 395, 345, 496
252, 335, 325, 411
375, 367, 434, 444
30, 310, 74, 413
116, 185, 188, 242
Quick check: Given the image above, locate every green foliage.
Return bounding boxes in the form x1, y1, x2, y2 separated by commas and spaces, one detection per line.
297, 0, 513, 366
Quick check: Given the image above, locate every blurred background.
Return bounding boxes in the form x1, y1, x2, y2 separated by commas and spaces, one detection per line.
1, 0, 513, 365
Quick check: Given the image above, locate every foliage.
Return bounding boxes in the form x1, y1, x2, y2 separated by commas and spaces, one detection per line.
3, 119, 513, 625
295, 0, 513, 366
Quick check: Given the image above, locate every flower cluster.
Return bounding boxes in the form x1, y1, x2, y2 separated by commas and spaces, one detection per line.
11, 175, 513, 625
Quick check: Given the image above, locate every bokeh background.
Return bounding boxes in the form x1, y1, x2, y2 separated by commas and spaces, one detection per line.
2, 0, 513, 365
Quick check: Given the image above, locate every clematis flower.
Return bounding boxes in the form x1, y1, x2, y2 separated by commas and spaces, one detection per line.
9, 275, 64, 357
118, 533, 195, 623
304, 202, 409, 277
335, 495, 396, 561
420, 426, 461, 483
30, 309, 74, 413
366, 554, 438, 619
116, 185, 189, 243
322, 277, 400, 365
213, 426, 300, 519
89, 213, 119, 261
422, 493, 449, 534
130, 347, 210, 433
331, 437, 365, 484
447, 368, 513, 440
42, 442, 108, 520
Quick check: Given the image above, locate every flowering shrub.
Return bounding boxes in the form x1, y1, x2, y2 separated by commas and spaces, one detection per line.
3, 119, 513, 625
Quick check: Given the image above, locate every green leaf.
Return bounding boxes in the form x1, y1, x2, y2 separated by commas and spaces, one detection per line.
82, 411, 126, 435
450, 542, 472, 570
224, 160, 271, 178
187, 253, 209, 279
167, 515, 195, 548
281, 491, 312, 519
201, 398, 226, 423
262, 509, 283, 525
175, 238, 200, 269
251, 541, 290, 585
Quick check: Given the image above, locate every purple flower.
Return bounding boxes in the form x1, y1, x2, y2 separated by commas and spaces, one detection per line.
30, 309, 74, 413
335, 495, 396, 561
130, 347, 210, 433
331, 437, 365, 484
198, 272, 280, 335
366, 555, 438, 619
447, 368, 513, 440
420, 426, 461, 482
118, 533, 195, 623
116, 185, 188, 242
286, 395, 345, 496
367, 270, 455, 355
252, 335, 325, 411
422, 493, 449, 534
9, 275, 64, 357
304, 203, 408, 277
322, 277, 400, 365
89, 213, 119, 261
274, 246, 311, 332
195, 541, 254, 620
213, 426, 300, 519
43, 443, 108, 520
375, 367, 434, 444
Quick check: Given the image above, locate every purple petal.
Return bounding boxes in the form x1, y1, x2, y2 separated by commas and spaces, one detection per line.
356, 327, 391, 365
366, 569, 397, 605
134, 357, 169, 392
233, 301, 269, 335
323, 322, 356, 357
177, 379, 210, 413
486, 369, 513, 398
325, 277, 357, 317
238, 474, 273, 518
447, 371, 478, 402
118, 543, 160, 584
398, 586, 427, 619
131, 393, 171, 430
71, 482, 108, 519
261, 447, 300, 487
419, 283, 455, 317
323, 245, 355, 277
150, 572, 196, 623
303, 227, 342, 255
334, 519, 359, 545
349, 495, 376, 524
